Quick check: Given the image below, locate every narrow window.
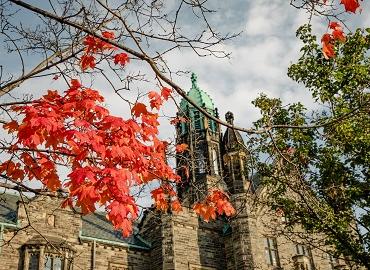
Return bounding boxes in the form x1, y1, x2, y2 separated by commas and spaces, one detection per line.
296, 244, 315, 270
329, 255, 338, 270
211, 149, 219, 175
197, 155, 206, 174
28, 254, 39, 270
194, 111, 201, 130
45, 256, 52, 270
45, 255, 64, 270
264, 238, 280, 267
53, 257, 63, 270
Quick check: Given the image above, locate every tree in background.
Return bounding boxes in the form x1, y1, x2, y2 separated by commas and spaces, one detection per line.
250, 24, 369, 269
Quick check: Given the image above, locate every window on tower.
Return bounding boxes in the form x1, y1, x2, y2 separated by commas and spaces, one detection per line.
193, 111, 201, 130
211, 148, 219, 175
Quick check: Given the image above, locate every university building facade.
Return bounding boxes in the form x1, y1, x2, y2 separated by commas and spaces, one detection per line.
0, 74, 345, 270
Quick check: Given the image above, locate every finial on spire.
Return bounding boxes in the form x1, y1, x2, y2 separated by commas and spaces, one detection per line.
225, 111, 234, 125
191, 72, 198, 88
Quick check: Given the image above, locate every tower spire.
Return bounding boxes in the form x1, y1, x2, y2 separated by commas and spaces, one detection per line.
191, 72, 198, 89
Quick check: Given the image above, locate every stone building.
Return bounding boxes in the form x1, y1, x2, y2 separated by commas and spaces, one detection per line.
0, 74, 344, 270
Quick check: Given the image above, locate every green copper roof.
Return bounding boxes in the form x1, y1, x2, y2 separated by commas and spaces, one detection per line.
178, 73, 218, 133
180, 73, 215, 111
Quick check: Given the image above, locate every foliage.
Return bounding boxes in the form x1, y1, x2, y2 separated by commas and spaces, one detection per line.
250, 24, 370, 267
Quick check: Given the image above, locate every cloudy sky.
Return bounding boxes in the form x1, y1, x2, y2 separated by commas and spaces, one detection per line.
2, 0, 369, 136
160, 0, 370, 132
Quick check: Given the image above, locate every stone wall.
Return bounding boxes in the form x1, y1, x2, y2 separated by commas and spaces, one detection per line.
140, 208, 226, 270
0, 196, 150, 270
0, 194, 352, 270
240, 195, 337, 270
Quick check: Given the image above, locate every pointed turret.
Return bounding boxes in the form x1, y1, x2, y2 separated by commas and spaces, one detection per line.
221, 112, 250, 194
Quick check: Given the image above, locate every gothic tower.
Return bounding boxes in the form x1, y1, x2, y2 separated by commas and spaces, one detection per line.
222, 111, 251, 194
176, 73, 224, 204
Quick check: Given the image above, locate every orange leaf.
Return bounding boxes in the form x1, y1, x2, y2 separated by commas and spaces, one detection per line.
148, 91, 163, 110
131, 103, 148, 117
321, 35, 335, 59
114, 53, 130, 66
175, 143, 188, 153
80, 54, 96, 71
3, 120, 18, 133
171, 200, 182, 213
161, 87, 172, 101
102, 31, 115, 39
170, 117, 187, 125
329, 22, 346, 42
340, 0, 360, 13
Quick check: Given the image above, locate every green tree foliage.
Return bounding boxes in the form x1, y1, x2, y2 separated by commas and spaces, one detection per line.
249, 25, 370, 268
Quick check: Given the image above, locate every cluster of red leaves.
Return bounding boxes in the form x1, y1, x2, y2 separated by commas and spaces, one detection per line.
170, 116, 187, 125
1, 79, 179, 236
323, 0, 361, 13
320, 0, 363, 59
175, 143, 188, 153
2, 30, 237, 236
321, 22, 346, 59
193, 190, 235, 222
151, 184, 182, 213
80, 31, 129, 70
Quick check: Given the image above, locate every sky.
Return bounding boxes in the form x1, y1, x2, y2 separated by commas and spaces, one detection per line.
1, 0, 369, 135
0, 0, 369, 206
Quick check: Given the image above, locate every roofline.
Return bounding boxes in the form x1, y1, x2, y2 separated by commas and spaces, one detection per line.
78, 231, 151, 251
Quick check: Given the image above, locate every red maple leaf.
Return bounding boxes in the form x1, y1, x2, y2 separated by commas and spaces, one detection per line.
161, 87, 172, 101
193, 190, 235, 222
332, 29, 346, 42
102, 31, 115, 39
114, 53, 130, 66
175, 143, 188, 153
171, 200, 182, 213
170, 116, 187, 125
131, 102, 148, 117
329, 22, 346, 42
80, 54, 96, 70
322, 42, 335, 59
329, 22, 342, 30
321, 33, 335, 59
148, 91, 163, 110
3, 120, 18, 133
340, 0, 360, 13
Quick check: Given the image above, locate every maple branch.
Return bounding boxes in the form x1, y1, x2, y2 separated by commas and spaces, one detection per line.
0, 101, 36, 107
0, 47, 82, 97
0, 146, 75, 157
7, 0, 261, 134
0, 178, 65, 198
